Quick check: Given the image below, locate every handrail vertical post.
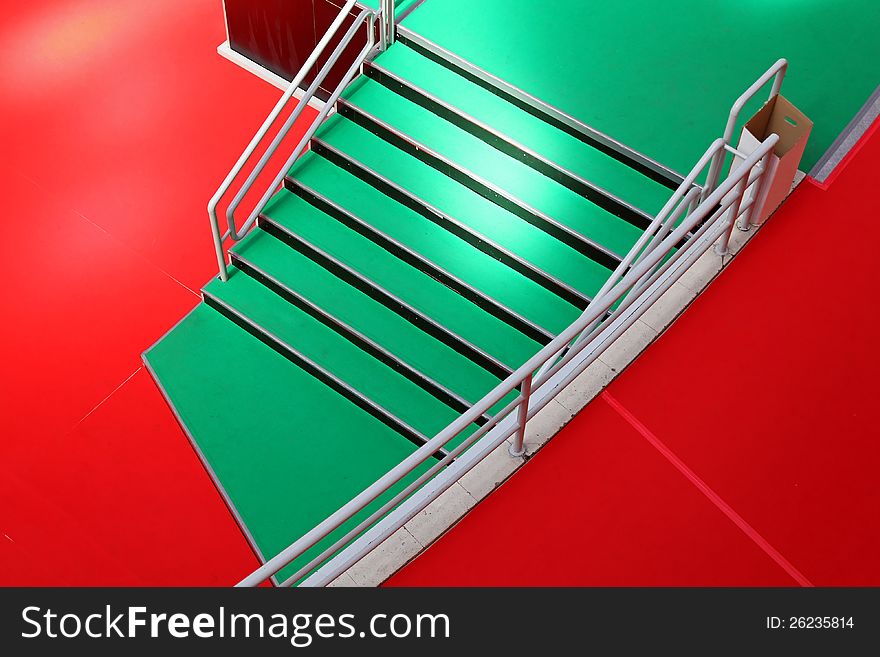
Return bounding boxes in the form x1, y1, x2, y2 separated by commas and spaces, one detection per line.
714, 176, 748, 256
770, 70, 785, 99
700, 151, 726, 205
380, 0, 396, 50
700, 59, 787, 204
741, 149, 775, 229
208, 210, 229, 282
509, 376, 531, 457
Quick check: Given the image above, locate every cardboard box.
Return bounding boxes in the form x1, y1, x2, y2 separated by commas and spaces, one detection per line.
731, 94, 812, 225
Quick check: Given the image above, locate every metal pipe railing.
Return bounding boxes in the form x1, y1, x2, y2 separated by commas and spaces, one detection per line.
534, 184, 702, 384
228, 11, 375, 242
380, 0, 396, 50
700, 58, 788, 204
277, 383, 526, 586
237, 132, 780, 587
225, 11, 373, 238
548, 136, 732, 372
539, 185, 750, 392
295, 136, 778, 587
509, 375, 532, 457
206, 0, 376, 281
303, 216, 734, 587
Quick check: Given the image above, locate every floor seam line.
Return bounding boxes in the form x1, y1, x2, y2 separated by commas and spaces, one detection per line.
16, 170, 200, 299
600, 390, 814, 587
69, 209, 202, 298
69, 366, 143, 431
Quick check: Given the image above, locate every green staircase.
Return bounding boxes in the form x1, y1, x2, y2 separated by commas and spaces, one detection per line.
144, 37, 675, 582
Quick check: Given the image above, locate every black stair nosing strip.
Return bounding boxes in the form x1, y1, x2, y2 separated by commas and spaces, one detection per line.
364, 60, 655, 231
395, 28, 687, 191
309, 137, 592, 310
282, 176, 555, 346
228, 251, 492, 425
256, 215, 515, 382
337, 97, 623, 272
201, 290, 449, 460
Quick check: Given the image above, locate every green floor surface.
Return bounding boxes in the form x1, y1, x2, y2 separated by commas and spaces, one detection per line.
144, 304, 437, 584
203, 266, 483, 444
402, 0, 880, 173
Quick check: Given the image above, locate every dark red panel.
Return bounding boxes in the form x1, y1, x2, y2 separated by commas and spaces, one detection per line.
313, 0, 377, 101
224, 0, 374, 100
225, 0, 318, 85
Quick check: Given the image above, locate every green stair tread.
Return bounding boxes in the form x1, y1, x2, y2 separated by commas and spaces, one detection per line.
258, 187, 539, 370
203, 267, 480, 444
313, 114, 612, 300
375, 41, 673, 216
143, 303, 435, 584
232, 228, 518, 416
291, 151, 581, 335
403, 0, 880, 174
344, 76, 643, 257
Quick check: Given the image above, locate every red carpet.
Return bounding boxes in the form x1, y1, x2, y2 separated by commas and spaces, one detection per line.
1, 0, 315, 584
387, 118, 880, 587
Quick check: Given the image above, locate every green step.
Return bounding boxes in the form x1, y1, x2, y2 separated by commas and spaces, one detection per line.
313, 114, 613, 301
343, 76, 644, 257
373, 41, 673, 216
143, 303, 435, 584
290, 150, 581, 335
203, 267, 482, 448
231, 227, 518, 416
258, 186, 540, 371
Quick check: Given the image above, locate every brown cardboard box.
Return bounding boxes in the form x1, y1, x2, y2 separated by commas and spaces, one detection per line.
731, 94, 812, 225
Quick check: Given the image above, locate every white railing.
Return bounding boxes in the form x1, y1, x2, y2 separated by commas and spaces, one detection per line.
701, 58, 787, 204
235, 61, 787, 585
231, 57, 788, 586
207, 0, 398, 282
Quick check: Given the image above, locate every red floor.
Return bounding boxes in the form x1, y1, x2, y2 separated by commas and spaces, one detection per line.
4, 2, 878, 588
1, 0, 315, 585
387, 119, 880, 587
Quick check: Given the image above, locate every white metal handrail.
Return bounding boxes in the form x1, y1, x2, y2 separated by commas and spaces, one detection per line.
515, 58, 786, 401
225, 11, 374, 238
701, 58, 788, 203
238, 127, 781, 586
530, 185, 701, 400
380, 0, 396, 49
207, 0, 398, 282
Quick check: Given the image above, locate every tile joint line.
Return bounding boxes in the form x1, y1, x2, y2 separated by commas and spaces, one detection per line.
71, 366, 143, 429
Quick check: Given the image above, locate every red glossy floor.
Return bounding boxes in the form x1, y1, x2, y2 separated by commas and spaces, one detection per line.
0, 0, 315, 585
388, 119, 880, 587
3, 1, 878, 587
